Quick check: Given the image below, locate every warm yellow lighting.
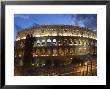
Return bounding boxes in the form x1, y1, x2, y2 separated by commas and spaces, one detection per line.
53, 39, 56, 42
78, 35, 82, 37
47, 39, 51, 42
35, 34, 40, 37
32, 63, 35, 66
43, 64, 45, 66
42, 39, 45, 42
85, 62, 87, 65
16, 38, 20, 41
35, 55, 38, 57
21, 37, 26, 39
19, 54, 21, 57
37, 40, 40, 43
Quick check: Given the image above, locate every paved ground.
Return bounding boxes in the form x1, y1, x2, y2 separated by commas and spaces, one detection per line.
14, 60, 97, 76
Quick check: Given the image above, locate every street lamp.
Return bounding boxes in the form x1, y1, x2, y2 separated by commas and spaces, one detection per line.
84, 62, 88, 76
91, 61, 92, 71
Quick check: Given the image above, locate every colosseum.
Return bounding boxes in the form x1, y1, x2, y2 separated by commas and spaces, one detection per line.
14, 25, 97, 76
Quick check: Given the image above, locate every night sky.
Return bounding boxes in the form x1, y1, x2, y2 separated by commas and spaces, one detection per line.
14, 14, 97, 40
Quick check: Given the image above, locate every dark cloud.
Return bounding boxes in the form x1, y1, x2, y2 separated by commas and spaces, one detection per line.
70, 14, 97, 30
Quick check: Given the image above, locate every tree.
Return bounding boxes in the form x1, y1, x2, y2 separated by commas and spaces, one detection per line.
23, 34, 35, 67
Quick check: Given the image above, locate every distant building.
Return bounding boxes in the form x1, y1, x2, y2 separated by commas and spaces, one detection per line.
14, 25, 97, 67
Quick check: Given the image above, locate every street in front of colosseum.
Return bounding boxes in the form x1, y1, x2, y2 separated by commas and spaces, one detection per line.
15, 59, 97, 76
14, 14, 97, 76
